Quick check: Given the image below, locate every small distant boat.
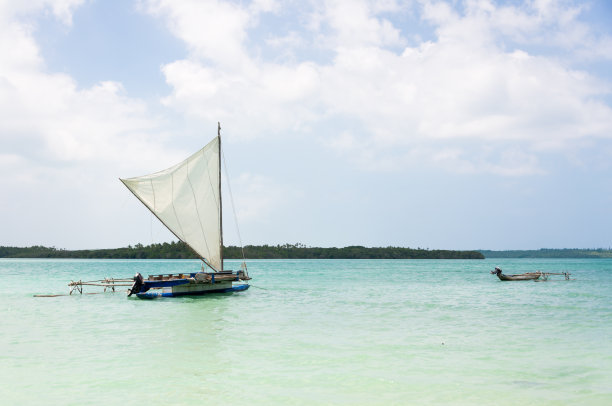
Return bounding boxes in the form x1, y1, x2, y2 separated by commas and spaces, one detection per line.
491, 267, 542, 281
120, 123, 251, 298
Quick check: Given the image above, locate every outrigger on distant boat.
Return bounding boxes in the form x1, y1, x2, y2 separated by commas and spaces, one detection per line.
491, 267, 571, 281
66, 123, 251, 299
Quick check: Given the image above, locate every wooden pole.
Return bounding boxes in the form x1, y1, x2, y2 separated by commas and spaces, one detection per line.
218, 122, 224, 272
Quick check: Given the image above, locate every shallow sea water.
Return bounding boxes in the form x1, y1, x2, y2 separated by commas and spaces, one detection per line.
0, 258, 611, 405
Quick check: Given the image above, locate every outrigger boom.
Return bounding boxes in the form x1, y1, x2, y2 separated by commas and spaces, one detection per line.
68, 278, 134, 295
536, 272, 572, 281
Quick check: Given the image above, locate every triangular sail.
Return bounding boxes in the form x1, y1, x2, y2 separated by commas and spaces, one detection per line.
121, 137, 222, 271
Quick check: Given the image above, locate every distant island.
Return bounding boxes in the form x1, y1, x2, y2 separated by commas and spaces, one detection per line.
479, 248, 612, 258
0, 242, 483, 260
4, 244, 611, 260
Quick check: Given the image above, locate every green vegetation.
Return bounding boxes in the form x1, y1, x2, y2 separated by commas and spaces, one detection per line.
0, 242, 484, 259
479, 248, 612, 258
0, 242, 195, 259
226, 244, 484, 259
5, 245, 611, 259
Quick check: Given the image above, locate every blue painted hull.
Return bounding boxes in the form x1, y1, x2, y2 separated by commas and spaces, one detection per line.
135, 284, 249, 299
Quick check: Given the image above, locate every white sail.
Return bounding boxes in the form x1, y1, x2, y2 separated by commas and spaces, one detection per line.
121, 137, 222, 271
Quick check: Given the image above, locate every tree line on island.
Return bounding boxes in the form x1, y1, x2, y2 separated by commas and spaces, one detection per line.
479, 248, 612, 258
0, 242, 484, 259
3, 244, 611, 259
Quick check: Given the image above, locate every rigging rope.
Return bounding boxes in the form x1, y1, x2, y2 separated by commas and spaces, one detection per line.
222, 149, 247, 267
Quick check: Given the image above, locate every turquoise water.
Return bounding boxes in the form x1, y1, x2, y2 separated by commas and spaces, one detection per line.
1, 258, 611, 405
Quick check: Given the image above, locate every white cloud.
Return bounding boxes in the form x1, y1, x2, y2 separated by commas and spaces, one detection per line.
0, 1, 190, 248
0, 1, 175, 168
143, 0, 253, 68
160, 57, 323, 137
228, 172, 287, 223
0, 0, 84, 26
265, 30, 306, 50
146, 0, 612, 176
432, 145, 544, 176
249, 0, 281, 14
322, 0, 405, 48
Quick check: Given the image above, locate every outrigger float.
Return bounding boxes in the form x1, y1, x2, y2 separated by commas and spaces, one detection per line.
491, 267, 572, 281
66, 123, 251, 299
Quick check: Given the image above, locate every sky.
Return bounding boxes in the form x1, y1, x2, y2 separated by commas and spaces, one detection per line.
1, 0, 612, 251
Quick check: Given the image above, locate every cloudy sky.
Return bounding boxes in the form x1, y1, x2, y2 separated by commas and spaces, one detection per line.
1, 0, 612, 251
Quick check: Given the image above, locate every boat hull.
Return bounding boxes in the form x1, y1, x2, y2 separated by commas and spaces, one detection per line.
136, 283, 249, 299
496, 272, 541, 281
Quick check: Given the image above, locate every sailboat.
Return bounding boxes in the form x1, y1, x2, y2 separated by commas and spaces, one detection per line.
121, 123, 250, 298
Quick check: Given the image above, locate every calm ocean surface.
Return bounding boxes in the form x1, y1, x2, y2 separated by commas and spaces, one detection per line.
1, 258, 610, 405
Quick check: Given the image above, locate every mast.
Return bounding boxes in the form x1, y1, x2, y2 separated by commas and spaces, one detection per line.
218, 122, 223, 272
